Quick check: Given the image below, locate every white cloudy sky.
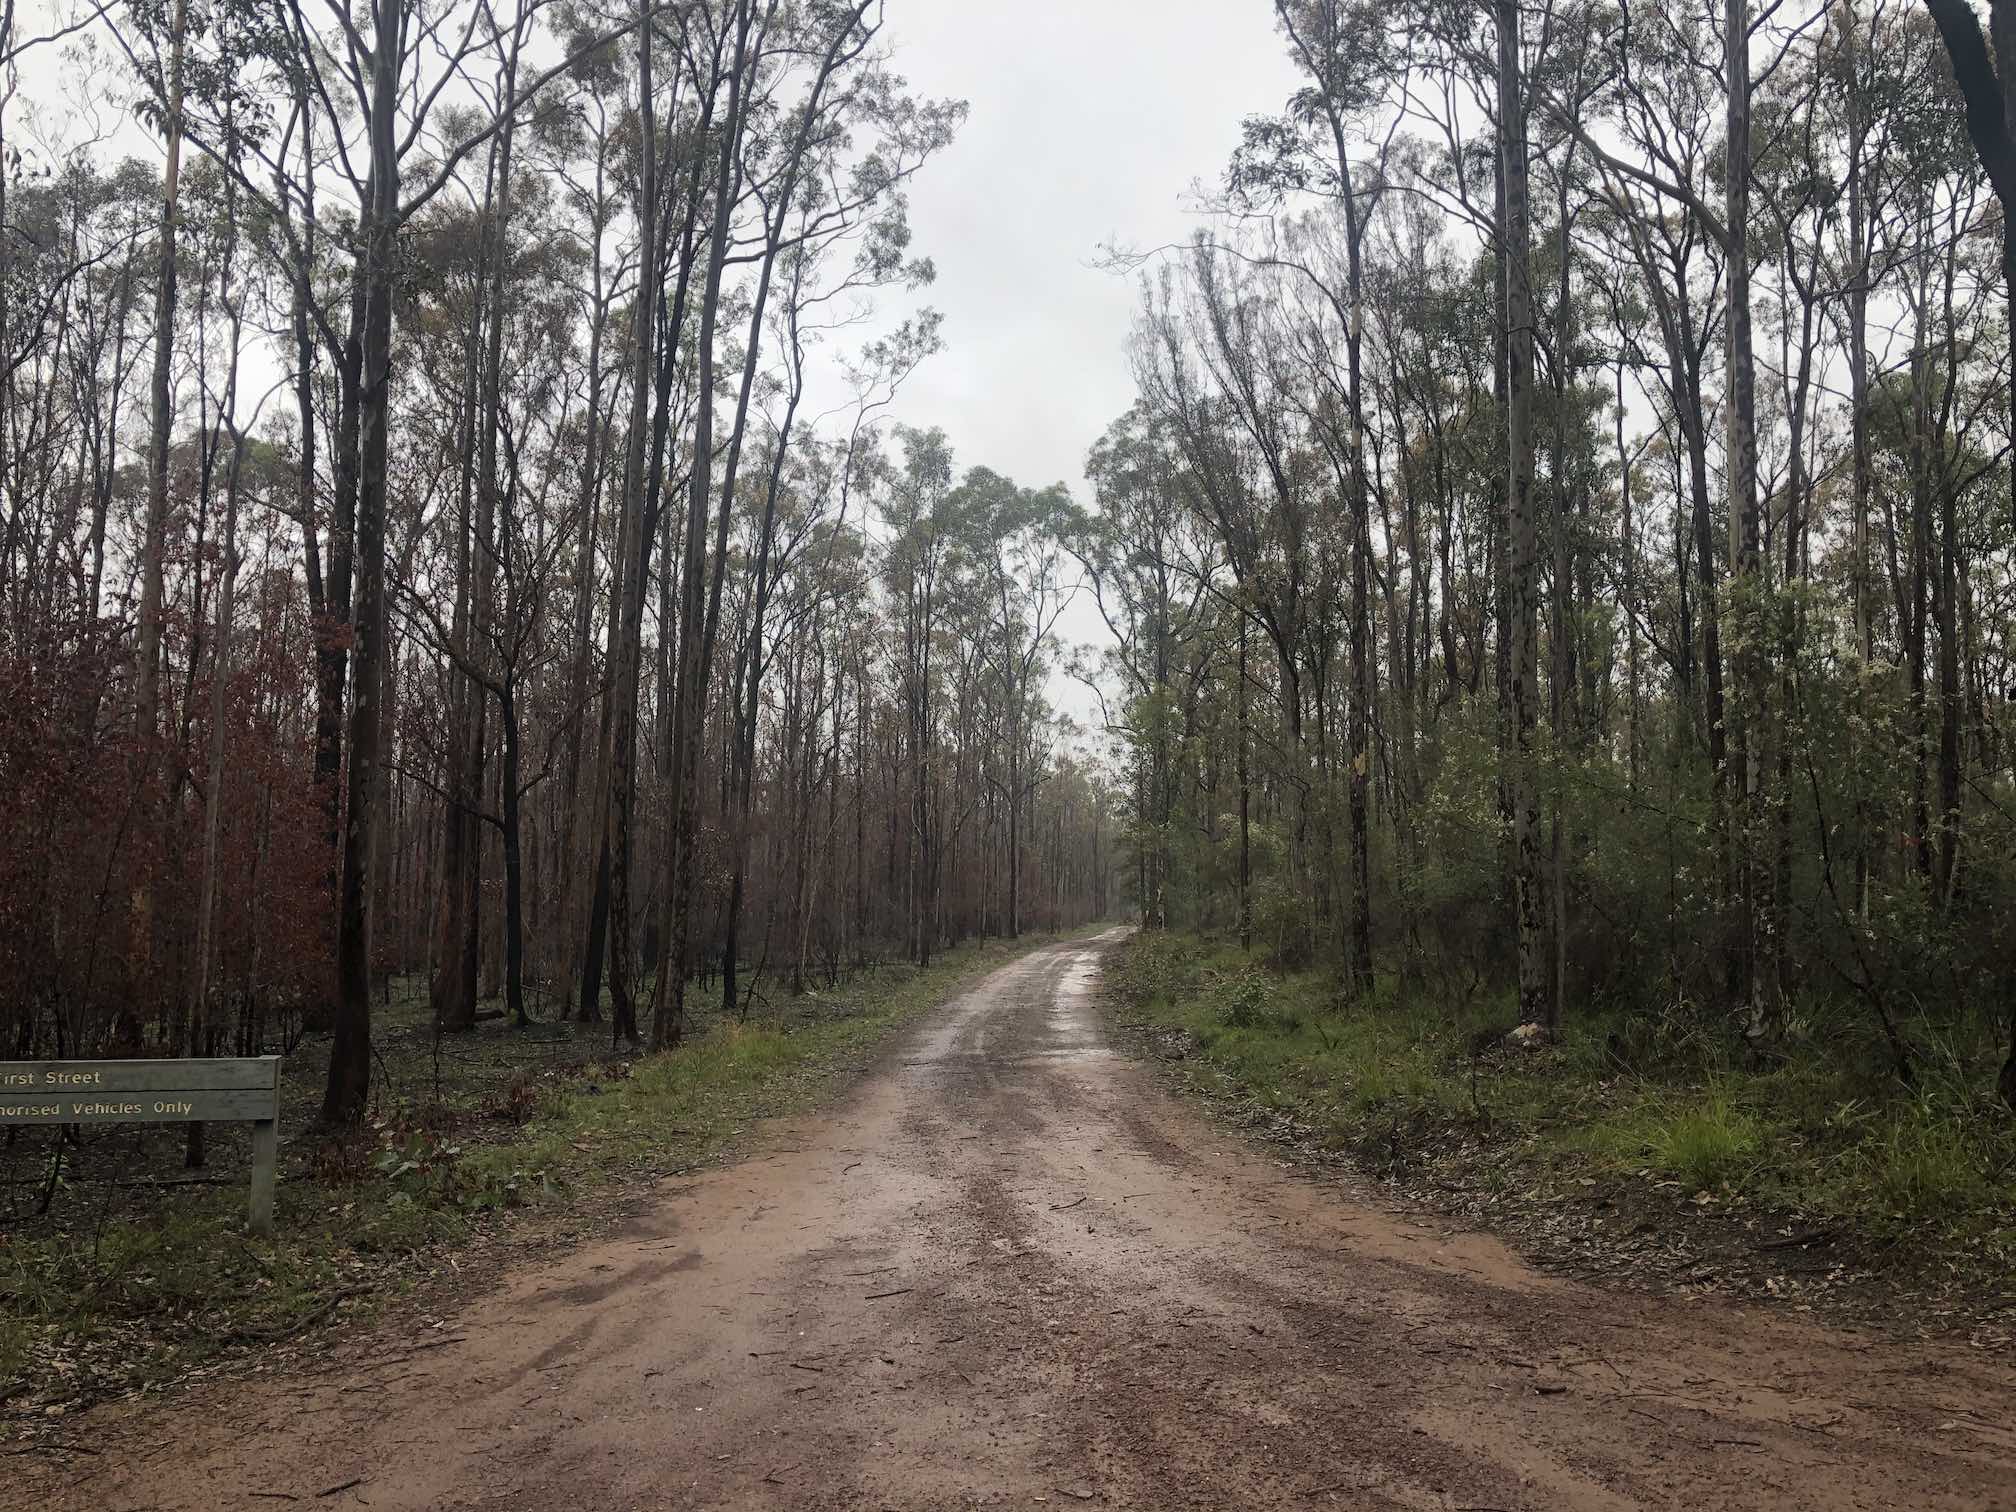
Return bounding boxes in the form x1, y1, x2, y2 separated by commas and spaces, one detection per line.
869, 1, 1302, 498
859, 3, 1304, 726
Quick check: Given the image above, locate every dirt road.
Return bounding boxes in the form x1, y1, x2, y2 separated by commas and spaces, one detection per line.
23, 932, 2014, 1510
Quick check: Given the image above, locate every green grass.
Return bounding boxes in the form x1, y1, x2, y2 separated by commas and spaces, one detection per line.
1110, 930, 2016, 1278
1571, 1085, 1765, 1190
0, 931, 1091, 1411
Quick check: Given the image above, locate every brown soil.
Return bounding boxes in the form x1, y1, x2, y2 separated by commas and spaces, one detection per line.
13, 930, 2013, 1511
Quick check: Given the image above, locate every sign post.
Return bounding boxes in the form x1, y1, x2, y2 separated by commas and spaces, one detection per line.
0, 1057, 283, 1234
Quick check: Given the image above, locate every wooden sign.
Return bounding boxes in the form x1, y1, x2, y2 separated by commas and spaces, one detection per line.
0, 1057, 282, 1234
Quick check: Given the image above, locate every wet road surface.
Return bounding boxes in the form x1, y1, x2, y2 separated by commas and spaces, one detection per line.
19, 931, 2015, 1510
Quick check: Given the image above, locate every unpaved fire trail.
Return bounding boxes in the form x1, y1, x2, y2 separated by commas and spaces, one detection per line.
29, 932, 2015, 1511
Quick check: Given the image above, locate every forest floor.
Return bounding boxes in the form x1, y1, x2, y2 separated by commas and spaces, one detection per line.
1107, 932, 2016, 1345
9, 928, 2014, 1510
0, 935, 1084, 1418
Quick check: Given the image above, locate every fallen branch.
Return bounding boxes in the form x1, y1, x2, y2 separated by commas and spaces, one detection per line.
1752, 1229, 1835, 1253
227, 1286, 371, 1345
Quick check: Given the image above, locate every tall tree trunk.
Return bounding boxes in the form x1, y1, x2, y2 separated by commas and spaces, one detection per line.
1906, 262, 1933, 887
654, 1, 757, 1048
722, 374, 806, 1015
484, 26, 527, 1025
131, 0, 188, 1009
288, 90, 348, 1034
1846, 3, 1874, 913
1008, 738, 1021, 940
1341, 221, 1374, 996
1617, 363, 1640, 791
1499, 0, 1547, 1032
600, 0, 660, 1050
429, 146, 493, 1036
501, 678, 527, 1028
1549, 150, 1578, 1028
1724, 0, 1767, 1032
324, 0, 403, 1127
1934, 457, 1962, 905
1237, 603, 1251, 954
558, 188, 610, 1017
187, 240, 245, 1170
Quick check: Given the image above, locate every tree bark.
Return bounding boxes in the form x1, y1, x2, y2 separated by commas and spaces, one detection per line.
187, 226, 245, 1169
1725, 0, 1768, 1032
1499, 0, 1548, 1032
600, 0, 661, 1050
652, 0, 754, 1050
130, 0, 188, 1009
324, 0, 403, 1127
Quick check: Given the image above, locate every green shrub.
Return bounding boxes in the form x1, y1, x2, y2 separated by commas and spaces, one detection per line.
1210, 965, 1277, 1028
1109, 929, 1201, 1005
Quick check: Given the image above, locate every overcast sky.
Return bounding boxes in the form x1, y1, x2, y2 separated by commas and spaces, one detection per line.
856, 3, 1302, 731
870, 2, 1302, 500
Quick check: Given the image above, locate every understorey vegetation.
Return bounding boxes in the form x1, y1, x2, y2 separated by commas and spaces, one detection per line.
1111, 932, 2015, 1321
1, 935, 1067, 1415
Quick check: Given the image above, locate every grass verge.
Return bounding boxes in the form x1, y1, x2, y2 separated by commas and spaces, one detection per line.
1, 932, 1086, 1416
1109, 931, 2016, 1331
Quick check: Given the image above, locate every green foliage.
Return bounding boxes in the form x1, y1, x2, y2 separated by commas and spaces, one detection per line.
372, 1128, 543, 1214
1107, 929, 1203, 1007
1111, 933, 2016, 1277
1579, 1085, 1765, 1191
1206, 962, 1279, 1028
1852, 1111, 1997, 1218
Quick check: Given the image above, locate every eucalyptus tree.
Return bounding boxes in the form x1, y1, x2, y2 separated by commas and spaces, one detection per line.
426, 0, 541, 1036
956, 469, 1074, 940
182, 149, 253, 1165
1491, 0, 1547, 1029
592, 0, 678, 1051
719, 309, 943, 1017
1250, 0, 1403, 991
537, 10, 633, 1015
1076, 405, 1219, 930
1134, 242, 1353, 963
121, 0, 664, 1120
648, 0, 960, 1049
400, 132, 587, 1032
880, 425, 957, 967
